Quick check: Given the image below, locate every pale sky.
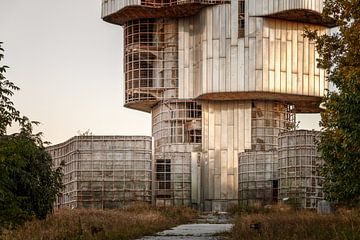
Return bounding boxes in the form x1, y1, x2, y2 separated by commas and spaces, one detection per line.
0, 0, 320, 145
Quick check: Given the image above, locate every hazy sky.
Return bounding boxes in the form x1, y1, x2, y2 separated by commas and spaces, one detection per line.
0, 0, 320, 145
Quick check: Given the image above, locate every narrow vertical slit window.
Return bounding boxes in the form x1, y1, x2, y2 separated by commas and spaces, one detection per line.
238, 0, 245, 38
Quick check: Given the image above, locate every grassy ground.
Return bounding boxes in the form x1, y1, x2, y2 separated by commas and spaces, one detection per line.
0, 204, 198, 240
229, 205, 360, 240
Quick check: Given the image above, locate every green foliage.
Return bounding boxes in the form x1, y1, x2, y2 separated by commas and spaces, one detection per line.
0, 42, 63, 230
0, 42, 20, 136
305, 1, 360, 206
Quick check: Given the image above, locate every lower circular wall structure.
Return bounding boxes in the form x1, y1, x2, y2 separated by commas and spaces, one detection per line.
154, 151, 193, 206
238, 101, 295, 206
47, 136, 152, 209
152, 100, 202, 152
152, 100, 202, 206
278, 130, 324, 209
238, 151, 278, 205
124, 18, 179, 112
251, 101, 295, 151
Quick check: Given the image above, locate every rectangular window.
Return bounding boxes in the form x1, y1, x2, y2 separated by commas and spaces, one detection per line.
156, 159, 171, 190
189, 129, 202, 143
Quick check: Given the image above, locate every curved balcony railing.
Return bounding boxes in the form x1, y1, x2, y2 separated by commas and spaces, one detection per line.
102, 0, 230, 25
124, 19, 179, 112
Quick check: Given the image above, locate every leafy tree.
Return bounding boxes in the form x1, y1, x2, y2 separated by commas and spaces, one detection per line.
0, 42, 62, 229
0, 43, 20, 135
305, 1, 360, 206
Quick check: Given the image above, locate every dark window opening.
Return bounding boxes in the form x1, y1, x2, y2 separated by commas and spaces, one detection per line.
238, 0, 245, 38
189, 129, 202, 143
272, 180, 278, 202
156, 159, 171, 190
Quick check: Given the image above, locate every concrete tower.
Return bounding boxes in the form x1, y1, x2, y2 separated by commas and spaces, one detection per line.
101, 0, 331, 211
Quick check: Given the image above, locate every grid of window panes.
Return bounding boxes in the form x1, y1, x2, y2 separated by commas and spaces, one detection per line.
154, 152, 193, 206
251, 101, 295, 151
47, 136, 152, 209
239, 151, 279, 205
152, 100, 202, 151
278, 130, 324, 209
124, 18, 179, 106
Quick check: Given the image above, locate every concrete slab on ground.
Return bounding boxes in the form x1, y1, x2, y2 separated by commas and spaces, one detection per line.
139, 223, 233, 240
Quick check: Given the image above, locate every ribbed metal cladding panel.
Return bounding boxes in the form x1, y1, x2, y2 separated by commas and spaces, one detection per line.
201, 101, 252, 209
277, 130, 324, 209
177, 4, 328, 108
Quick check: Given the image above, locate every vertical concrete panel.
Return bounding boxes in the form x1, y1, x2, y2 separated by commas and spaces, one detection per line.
286, 23, 292, 94
213, 40, 220, 92
231, 46, 238, 91
202, 101, 253, 206
262, 19, 270, 91
225, 39, 231, 92
178, 19, 185, 98
249, 37, 256, 91
238, 103, 245, 150
212, 6, 220, 40
309, 42, 315, 95
230, 0, 238, 45
220, 7, 227, 58
269, 19, 276, 91
244, 103, 252, 149
238, 39, 245, 91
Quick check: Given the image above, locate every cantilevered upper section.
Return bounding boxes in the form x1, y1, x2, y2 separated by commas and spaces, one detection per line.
248, 0, 334, 27
178, 3, 330, 113
102, 0, 230, 25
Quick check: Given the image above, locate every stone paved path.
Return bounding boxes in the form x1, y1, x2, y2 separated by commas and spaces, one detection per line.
139, 213, 233, 240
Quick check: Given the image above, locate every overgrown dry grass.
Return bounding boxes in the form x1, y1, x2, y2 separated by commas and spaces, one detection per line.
231, 205, 360, 240
0, 203, 198, 240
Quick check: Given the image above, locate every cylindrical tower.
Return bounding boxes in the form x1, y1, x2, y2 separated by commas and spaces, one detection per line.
238, 151, 278, 205
152, 100, 201, 206
278, 130, 324, 209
